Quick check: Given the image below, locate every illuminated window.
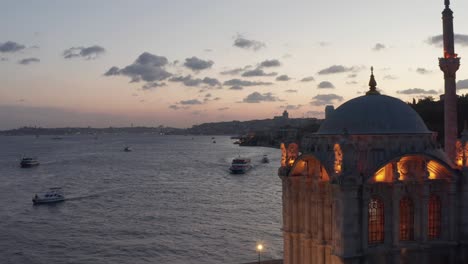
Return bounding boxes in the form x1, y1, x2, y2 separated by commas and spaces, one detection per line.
399, 196, 414, 241
368, 197, 384, 244
428, 195, 441, 239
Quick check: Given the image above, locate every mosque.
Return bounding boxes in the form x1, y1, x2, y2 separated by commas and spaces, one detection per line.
278, 1, 468, 263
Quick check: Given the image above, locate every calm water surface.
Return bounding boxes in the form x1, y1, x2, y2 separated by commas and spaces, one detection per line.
0, 135, 282, 264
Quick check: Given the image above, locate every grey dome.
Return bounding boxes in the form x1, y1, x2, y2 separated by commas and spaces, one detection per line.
317, 94, 431, 135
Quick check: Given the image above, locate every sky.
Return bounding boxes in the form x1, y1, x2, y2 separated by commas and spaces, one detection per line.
1, 0, 468, 129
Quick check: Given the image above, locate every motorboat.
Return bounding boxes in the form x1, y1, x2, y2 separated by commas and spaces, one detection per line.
261, 155, 270, 163
229, 157, 252, 174
32, 188, 65, 205
124, 146, 132, 152
20, 157, 40, 168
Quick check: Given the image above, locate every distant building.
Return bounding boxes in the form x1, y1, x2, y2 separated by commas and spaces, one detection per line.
325, 105, 334, 120
274, 110, 290, 126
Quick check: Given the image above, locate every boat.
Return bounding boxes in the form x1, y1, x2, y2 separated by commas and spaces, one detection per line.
20, 157, 40, 168
32, 188, 65, 205
229, 157, 252, 174
261, 155, 270, 163
213, 140, 216, 143
124, 146, 132, 152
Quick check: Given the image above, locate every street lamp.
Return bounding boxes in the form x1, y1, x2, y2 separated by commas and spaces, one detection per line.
256, 243, 264, 264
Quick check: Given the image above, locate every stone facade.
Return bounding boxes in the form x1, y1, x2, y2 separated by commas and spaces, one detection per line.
279, 129, 468, 264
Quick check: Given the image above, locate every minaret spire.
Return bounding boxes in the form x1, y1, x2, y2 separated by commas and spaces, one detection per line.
439, 0, 460, 164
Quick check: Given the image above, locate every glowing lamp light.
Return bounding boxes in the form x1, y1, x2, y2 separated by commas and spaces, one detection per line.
456, 158, 463, 167
256, 243, 263, 252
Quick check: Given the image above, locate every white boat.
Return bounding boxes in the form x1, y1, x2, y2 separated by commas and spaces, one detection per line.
261, 155, 270, 163
32, 188, 65, 205
20, 157, 40, 168
229, 157, 252, 174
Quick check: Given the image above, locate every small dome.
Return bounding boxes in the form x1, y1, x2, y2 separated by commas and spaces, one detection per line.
317, 94, 431, 135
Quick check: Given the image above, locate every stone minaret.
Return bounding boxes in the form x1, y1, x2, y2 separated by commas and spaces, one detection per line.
439, 0, 460, 163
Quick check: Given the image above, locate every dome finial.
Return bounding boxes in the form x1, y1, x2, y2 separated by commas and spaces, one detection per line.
445, 0, 450, 8
366, 66, 380, 95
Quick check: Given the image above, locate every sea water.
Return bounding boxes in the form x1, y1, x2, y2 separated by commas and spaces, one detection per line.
0, 135, 282, 264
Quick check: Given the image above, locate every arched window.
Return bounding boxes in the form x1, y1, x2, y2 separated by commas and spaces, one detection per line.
399, 196, 414, 241
368, 197, 384, 244
428, 195, 441, 239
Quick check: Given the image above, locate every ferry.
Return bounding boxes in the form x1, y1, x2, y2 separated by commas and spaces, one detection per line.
32, 188, 65, 205
124, 146, 132, 152
20, 157, 40, 168
229, 157, 252, 174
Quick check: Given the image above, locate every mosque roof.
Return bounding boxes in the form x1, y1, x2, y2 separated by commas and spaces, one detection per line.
317, 68, 431, 135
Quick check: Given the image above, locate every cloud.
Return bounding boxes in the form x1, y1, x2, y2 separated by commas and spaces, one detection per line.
457, 79, 468, 90
18, 57, 40, 65
242, 92, 281, 103
426, 34, 468, 47
283, 104, 302, 110
346, 81, 358, 85
63, 45, 105, 59
372, 43, 386, 51
396, 88, 438, 95
1, 57, 8, 61
259, 59, 281, 67
142, 82, 166, 90
220, 65, 252, 75
300, 76, 315, 82
169, 75, 220, 87
310, 94, 344, 106
202, 77, 221, 86
284, 89, 297, 93
383, 75, 397, 80
347, 73, 357, 78
218, 107, 229, 111
183, 56, 214, 71
223, 79, 272, 87
104, 66, 120, 76
317, 81, 335, 89
415, 67, 431, 74
276, 74, 291, 81
233, 34, 265, 51
318, 65, 358, 75
0, 41, 25, 53
242, 68, 277, 77
180, 99, 203, 105
229, 85, 243, 90
104, 52, 172, 84
318, 41, 330, 47
169, 104, 189, 110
